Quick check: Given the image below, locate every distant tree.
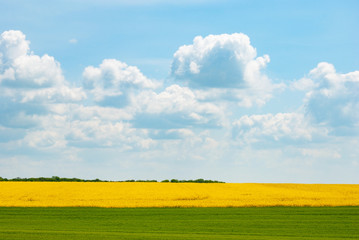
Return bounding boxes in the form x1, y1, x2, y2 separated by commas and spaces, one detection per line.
0, 176, 224, 183
52, 176, 60, 181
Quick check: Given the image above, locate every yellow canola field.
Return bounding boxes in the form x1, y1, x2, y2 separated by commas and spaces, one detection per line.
1, 182, 359, 207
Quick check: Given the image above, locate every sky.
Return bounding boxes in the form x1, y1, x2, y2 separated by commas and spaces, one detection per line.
0, 0, 358, 183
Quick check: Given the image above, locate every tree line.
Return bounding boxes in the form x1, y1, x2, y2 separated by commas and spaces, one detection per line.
0, 176, 224, 183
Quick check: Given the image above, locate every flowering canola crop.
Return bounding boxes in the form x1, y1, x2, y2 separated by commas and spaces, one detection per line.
0, 182, 358, 207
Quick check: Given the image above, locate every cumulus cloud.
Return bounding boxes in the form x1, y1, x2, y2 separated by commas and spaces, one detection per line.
193, 87, 274, 108
171, 33, 280, 106
0, 30, 85, 132
5, 104, 151, 150
83, 59, 160, 107
301, 62, 359, 134
1, 30, 66, 89
0, 30, 85, 102
2, 30, 224, 151
232, 113, 328, 146
172, 33, 257, 87
0, 30, 29, 64
291, 77, 317, 91
3, 54, 64, 88
65, 120, 153, 149
132, 84, 225, 129
38, 100, 157, 150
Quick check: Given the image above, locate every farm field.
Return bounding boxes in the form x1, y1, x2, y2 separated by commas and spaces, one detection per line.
0, 207, 358, 240
1, 182, 359, 207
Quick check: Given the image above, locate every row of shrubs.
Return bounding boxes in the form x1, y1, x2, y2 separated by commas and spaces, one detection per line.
0, 176, 104, 182
161, 179, 224, 183
0, 176, 224, 183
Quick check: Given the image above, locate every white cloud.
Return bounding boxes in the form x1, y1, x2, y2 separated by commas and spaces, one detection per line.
232, 113, 328, 146
0, 30, 85, 103
132, 84, 225, 129
291, 77, 317, 91
303, 62, 359, 134
0, 30, 29, 63
1, 30, 359, 183
20, 86, 85, 103
193, 87, 275, 108
135, 84, 210, 113
23, 130, 67, 149
0, 30, 86, 137
172, 33, 267, 88
0, 31, 64, 88
9, 105, 152, 150
83, 59, 160, 107
67, 104, 134, 122
66, 120, 153, 149
171, 33, 280, 107
83, 59, 159, 90
10, 54, 64, 88
69, 38, 78, 44
149, 128, 195, 140
300, 148, 341, 160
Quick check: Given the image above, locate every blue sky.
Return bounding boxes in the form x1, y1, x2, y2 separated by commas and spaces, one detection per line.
0, 0, 358, 183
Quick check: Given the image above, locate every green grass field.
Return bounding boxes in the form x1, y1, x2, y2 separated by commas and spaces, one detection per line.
0, 207, 358, 239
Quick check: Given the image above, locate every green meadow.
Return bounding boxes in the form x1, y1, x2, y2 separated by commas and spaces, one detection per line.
0, 207, 358, 240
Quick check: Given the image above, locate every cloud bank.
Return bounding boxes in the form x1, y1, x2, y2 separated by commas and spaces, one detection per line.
1, 30, 358, 182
